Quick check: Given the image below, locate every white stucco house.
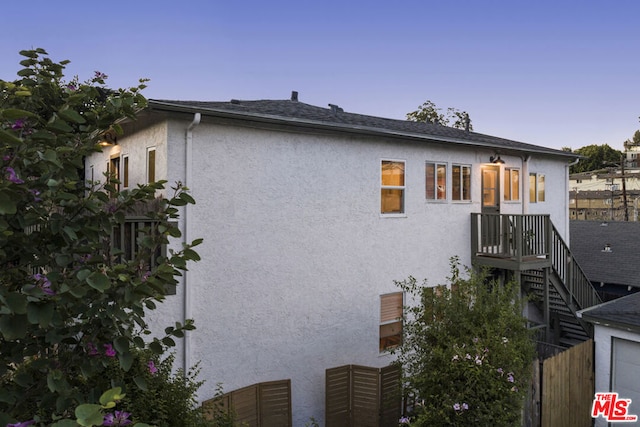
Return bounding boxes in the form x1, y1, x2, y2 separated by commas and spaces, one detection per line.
85, 92, 591, 425
579, 292, 640, 427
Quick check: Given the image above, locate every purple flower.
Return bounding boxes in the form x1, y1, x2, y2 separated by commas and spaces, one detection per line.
7, 421, 35, 427
87, 342, 99, 356
399, 416, 411, 424
462, 403, 469, 410
141, 271, 151, 282
104, 343, 116, 358
5, 167, 24, 184
497, 367, 504, 375
507, 373, 515, 383
453, 403, 461, 411
33, 273, 55, 296
148, 360, 157, 375
67, 83, 77, 91
102, 410, 132, 426
94, 71, 107, 80
11, 118, 26, 130
29, 189, 42, 202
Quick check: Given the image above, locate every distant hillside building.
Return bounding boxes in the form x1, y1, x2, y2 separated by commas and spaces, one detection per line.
569, 143, 640, 221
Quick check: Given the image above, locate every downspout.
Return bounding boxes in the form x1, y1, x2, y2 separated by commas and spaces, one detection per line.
522, 155, 531, 214
184, 112, 201, 374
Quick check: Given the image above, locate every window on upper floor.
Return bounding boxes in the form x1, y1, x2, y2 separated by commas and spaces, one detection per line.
107, 156, 120, 194
147, 147, 156, 183
529, 173, 545, 203
504, 168, 520, 201
122, 155, 129, 188
380, 292, 403, 352
426, 162, 447, 201
381, 160, 405, 215
452, 164, 471, 201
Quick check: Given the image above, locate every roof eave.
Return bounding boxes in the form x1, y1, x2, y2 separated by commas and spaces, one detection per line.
148, 100, 578, 160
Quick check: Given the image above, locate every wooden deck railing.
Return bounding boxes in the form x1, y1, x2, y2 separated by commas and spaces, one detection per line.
471, 213, 551, 262
471, 213, 601, 311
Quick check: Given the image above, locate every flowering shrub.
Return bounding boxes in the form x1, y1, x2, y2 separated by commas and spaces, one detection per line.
393, 258, 535, 427
0, 49, 201, 426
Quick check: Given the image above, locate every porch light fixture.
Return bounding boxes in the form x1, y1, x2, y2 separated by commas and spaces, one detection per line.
98, 130, 118, 147
490, 155, 505, 164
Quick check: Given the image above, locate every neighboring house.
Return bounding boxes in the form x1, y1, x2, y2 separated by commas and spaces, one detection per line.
579, 292, 640, 427
85, 92, 589, 425
569, 166, 640, 221
570, 221, 640, 301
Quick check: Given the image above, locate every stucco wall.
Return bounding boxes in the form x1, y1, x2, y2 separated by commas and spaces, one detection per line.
85, 114, 573, 425
593, 324, 640, 427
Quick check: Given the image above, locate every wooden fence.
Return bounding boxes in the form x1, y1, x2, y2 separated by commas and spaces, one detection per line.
536, 339, 594, 427
202, 379, 291, 427
326, 364, 401, 427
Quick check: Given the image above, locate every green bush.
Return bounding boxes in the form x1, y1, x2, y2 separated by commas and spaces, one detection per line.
0, 49, 201, 426
393, 258, 535, 427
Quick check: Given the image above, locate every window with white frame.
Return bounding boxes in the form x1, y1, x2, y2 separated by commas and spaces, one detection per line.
380, 292, 403, 352
426, 162, 447, 201
452, 164, 471, 201
529, 173, 545, 203
381, 160, 405, 214
146, 147, 156, 184
504, 168, 520, 201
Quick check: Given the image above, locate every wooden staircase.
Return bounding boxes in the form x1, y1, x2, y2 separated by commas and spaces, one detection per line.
472, 214, 602, 348
522, 270, 590, 347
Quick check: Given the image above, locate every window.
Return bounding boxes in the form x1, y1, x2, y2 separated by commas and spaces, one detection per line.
426, 162, 447, 200
504, 168, 520, 201
452, 164, 471, 201
537, 174, 545, 202
380, 292, 403, 352
108, 156, 120, 193
381, 160, 405, 214
147, 147, 156, 183
122, 155, 129, 188
529, 173, 545, 203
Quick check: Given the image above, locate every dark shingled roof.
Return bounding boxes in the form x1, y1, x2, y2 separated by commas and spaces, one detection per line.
148, 97, 577, 159
570, 220, 640, 288
580, 291, 640, 332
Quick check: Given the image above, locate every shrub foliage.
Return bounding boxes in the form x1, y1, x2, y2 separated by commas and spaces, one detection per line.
0, 49, 201, 425
393, 258, 535, 427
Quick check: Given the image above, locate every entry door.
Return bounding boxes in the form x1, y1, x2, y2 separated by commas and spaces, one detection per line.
481, 165, 501, 248
482, 165, 500, 214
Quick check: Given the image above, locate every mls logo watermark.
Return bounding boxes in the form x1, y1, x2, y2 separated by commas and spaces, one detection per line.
592, 392, 638, 423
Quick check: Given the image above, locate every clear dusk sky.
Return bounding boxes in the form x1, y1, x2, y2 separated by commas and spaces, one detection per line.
1, 0, 638, 151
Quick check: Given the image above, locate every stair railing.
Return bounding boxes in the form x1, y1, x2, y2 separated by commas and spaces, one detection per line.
549, 223, 602, 310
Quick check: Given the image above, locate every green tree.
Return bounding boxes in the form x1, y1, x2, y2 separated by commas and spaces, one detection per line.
0, 49, 201, 426
623, 130, 640, 148
393, 259, 534, 427
568, 144, 624, 173
406, 100, 473, 131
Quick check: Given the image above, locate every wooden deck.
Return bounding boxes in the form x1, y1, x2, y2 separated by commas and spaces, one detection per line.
471, 213, 552, 270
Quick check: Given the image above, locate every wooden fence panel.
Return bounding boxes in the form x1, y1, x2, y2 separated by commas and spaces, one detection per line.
259, 380, 292, 426
352, 366, 379, 427
379, 365, 402, 427
326, 364, 401, 427
202, 379, 291, 427
541, 339, 594, 427
231, 385, 259, 427
326, 365, 352, 427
